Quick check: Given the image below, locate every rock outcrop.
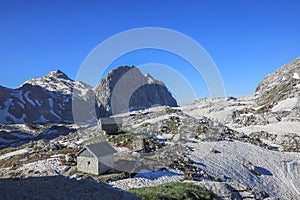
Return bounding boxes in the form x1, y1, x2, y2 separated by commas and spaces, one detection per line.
255, 57, 300, 110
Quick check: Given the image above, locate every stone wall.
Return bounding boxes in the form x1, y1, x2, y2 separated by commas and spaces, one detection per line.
77, 156, 99, 175
99, 155, 114, 174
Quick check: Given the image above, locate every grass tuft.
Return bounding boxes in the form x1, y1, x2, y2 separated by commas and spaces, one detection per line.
127, 182, 216, 200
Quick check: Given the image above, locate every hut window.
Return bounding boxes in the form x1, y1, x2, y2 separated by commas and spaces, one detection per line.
87, 161, 90, 165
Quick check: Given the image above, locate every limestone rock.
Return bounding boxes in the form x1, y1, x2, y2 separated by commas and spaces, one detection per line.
94, 66, 177, 116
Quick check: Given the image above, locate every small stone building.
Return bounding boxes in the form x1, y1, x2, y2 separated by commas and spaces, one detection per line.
98, 117, 122, 134
76, 142, 117, 175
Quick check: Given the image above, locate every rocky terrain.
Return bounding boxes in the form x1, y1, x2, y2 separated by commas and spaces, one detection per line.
255, 57, 300, 109
0, 57, 299, 199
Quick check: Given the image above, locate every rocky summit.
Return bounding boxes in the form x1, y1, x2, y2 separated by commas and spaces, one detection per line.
94, 66, 177, 116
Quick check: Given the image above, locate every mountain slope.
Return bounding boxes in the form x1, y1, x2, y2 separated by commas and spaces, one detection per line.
182, 57, 300, 153
0, 70, 93, 124
255, 57, 300, 110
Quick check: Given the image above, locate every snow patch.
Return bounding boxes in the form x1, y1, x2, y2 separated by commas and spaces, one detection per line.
24, 91, 36, 106
50, 110, 61, 120
34, 115, 48, 123
292, 73, 300, 79
48, 98, 54, 109
240, 113, 253, 117
17, 102, 24, 109
134, 169, 183, 180
272, 97, 299, 112
234, 121, 300, 136
253, 105, 266, 111
35, 100, 41, 106
12, 90, 25, 104
0, 148, 29, 160
0, 99, 25, 123
0, 99, 12, 123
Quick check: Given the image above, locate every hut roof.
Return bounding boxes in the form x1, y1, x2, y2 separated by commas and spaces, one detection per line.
98, 117, 122, 125
77, 141, 117, 158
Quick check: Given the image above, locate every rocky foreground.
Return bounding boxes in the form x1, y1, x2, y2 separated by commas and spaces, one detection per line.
0, 101, 299, 199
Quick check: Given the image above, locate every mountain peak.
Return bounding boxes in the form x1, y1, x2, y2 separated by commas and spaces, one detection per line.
105, 66, 135, 80
145, 73, 164, 85
45, 70, 72, 81
19, 69, 75, 94
94, 66, 177, 116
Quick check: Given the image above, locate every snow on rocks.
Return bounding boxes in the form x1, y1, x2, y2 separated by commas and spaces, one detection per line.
271, 97, 300, 112
233, 121, 300, 151
293, 72, 300, 79
186, 140, 300, 199
234, 121, 300, 137
186, 180, 269, 200
0, 148, 29, 160
18, 158, 68, 176
109, 173, 183, 190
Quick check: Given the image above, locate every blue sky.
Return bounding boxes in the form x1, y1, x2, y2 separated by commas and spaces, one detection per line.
1, 0, 300, 104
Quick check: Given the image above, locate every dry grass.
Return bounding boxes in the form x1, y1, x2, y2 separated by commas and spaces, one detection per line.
127, 182, 216, 200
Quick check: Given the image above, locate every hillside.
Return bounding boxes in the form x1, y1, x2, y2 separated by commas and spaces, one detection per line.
0, 58, 299, 199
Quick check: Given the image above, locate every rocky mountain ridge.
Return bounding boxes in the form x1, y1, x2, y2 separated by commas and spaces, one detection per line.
0, 67, 177, 124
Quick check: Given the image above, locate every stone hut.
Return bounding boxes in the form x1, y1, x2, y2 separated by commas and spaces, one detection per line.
98, 117, 122, 134
76, 142, 117, 175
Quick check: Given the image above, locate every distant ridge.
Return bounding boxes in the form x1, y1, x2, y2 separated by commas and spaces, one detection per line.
0, 66, 177, 124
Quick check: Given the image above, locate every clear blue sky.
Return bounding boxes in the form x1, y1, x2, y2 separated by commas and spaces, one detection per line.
1, 0, 300, 102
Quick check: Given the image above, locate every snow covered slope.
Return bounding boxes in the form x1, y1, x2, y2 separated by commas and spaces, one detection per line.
187, 140, 300, 199
0, 70, 93, 124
